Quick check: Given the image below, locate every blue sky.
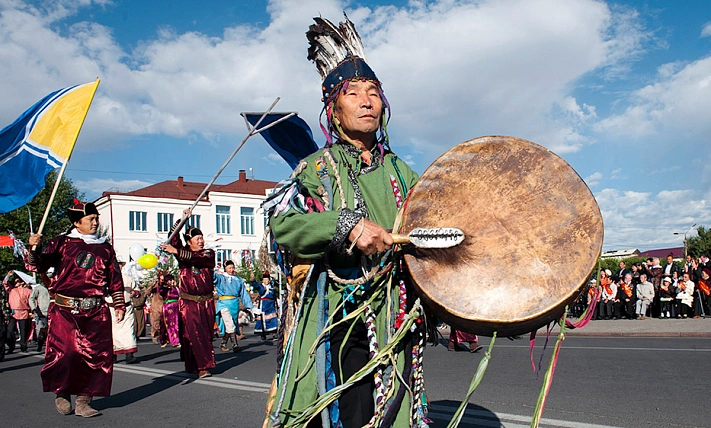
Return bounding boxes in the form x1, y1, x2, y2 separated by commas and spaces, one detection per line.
1, 0, 710, 251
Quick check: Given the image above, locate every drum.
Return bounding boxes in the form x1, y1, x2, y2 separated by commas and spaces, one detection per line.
401, 136, 603, 336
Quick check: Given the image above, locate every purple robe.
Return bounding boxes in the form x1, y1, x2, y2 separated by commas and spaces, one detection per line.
170, 233, 216, 373
162, 286, 180, 346
30, 235, 123, 396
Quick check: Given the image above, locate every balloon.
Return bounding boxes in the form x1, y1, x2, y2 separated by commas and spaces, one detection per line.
129, 243, 146, 262
137, 253, 158, 269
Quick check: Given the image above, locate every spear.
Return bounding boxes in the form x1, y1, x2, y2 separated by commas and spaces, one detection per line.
165, 97, 295, 243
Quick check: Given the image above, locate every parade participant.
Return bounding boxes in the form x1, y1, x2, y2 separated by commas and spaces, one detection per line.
265, 14, 422, 427
250, 271, 277, 341
27, 200, 125, 417
29, 278, 51, 352
7, 278, 32, 353
148, 273, 165, 345
161, 274, 181, 347
160, 209, 215, 378
675, 272, 694, 318
214, 260, 253, 352
447, 327, 483, 353
107, 263, 138, 364
131, 283, 149, 339
0, 273, 10, 362
635, 273, 654, 320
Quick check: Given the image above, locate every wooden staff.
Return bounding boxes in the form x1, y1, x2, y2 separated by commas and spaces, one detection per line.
165, 97, 295, 243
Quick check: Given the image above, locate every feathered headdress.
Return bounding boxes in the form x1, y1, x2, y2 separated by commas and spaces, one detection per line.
306, 13, 391, 147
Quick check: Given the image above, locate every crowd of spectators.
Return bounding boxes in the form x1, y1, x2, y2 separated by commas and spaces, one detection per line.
576, 254, 711, 320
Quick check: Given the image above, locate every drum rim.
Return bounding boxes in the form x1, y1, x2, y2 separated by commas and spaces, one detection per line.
402, 135, 604, 335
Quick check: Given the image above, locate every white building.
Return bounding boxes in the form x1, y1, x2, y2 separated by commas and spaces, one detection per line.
94, 170, 277, 267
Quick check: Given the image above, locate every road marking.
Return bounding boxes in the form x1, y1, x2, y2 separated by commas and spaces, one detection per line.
429, 404, 622, 428
491, 345, 711, 352
30, 354, 271, 393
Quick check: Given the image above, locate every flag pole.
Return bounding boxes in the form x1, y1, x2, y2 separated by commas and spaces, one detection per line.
35, 78, 101, 241
165, 97, 294, 243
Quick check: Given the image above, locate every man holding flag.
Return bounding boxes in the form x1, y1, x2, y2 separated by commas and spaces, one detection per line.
28, 200, 125, 417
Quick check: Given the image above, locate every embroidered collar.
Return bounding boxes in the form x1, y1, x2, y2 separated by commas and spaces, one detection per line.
336, 141, 382, 174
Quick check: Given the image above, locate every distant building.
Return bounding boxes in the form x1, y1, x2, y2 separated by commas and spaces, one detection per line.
94, 170, 277, 267
639, 247, 685, 261
599, 249, 640, 260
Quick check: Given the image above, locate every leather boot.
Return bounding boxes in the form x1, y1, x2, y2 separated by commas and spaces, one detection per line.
230, 333, 240, 352
75, 395, 100, 418
55, 392, 72, 415
219, 335, 230, 352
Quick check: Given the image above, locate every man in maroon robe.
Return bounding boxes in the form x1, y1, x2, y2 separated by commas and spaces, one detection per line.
160, 209, 216, 378
28, 200, 125, 417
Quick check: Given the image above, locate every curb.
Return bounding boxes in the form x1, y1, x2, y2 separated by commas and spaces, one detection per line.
562, 331, 711, 338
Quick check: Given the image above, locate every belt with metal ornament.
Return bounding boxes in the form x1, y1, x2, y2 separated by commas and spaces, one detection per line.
219, 295, 237, 301
179, 291, 213, 303
55, 294, 104, 314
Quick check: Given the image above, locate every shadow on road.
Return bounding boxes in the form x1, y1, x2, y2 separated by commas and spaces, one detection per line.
93, 372, 184, 410
0, 358, 45, 373
428, 400, 501, 428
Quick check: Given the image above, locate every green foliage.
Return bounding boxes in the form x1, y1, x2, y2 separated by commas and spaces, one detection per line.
687, 225, 711, 258
235, 259, 262, 283
141, 254, 180, 288
0, 171, 83, 273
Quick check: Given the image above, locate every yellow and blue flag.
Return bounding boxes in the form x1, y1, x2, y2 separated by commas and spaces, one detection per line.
0, 80, 99, 213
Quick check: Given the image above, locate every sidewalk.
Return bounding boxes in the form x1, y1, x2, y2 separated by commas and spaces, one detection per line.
439, 317, 711, 338
557, 316, 711, 337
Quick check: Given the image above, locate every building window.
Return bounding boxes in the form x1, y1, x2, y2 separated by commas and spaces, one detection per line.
129, 211, 147, 232
216, 206, 231, 234
157, 213, 174, 233
184, 214, 201, 233
216, 249, 232, 268
240, 207, 254, 235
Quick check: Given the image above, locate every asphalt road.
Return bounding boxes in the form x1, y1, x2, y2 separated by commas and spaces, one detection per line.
2, 327, 711, 428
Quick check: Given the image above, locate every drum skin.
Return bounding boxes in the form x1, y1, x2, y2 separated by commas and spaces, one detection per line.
402, 136, 604, 337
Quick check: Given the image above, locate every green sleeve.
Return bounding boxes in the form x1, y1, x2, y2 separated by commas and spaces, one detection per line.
269, 154, 342, 259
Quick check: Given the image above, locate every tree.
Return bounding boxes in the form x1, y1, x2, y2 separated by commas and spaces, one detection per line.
0, 171, 84, 273
687, 225, 711, 258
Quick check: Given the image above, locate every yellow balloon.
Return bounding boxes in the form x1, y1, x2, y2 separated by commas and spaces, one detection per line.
137, 253, 158, 269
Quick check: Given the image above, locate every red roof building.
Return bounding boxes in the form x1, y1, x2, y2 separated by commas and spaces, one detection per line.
94, 170, 277, 266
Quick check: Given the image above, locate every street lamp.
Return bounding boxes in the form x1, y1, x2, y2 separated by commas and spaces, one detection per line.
674, 223, 697, 259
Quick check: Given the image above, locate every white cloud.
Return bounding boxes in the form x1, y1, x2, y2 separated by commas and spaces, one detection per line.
596, 55, 711, 142
595, 187, 711, 250
584, 171, 603, 187
0, 0, 651, 157
74, 178, 153, 199
702, 21, 711, 38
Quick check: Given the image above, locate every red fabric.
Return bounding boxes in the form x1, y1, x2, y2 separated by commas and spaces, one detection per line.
0, 236, 13, 247
31, 235, 124, 396
35, 236, 124, 300
9, 286, 31, 320
449, 328, 478, 344
41, 305, 114, 396
171, 233, 216, 372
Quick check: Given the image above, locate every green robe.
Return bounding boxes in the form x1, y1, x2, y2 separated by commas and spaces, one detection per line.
270, 142, 419, 427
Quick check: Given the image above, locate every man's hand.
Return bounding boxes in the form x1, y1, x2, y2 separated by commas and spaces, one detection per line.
160, 243, 178, 255
249, 273, 255, 281
182, 208, 192, 221
115, 308, 125, 322
348, 218, 393, 256
28, 234, 43, 247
